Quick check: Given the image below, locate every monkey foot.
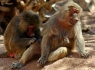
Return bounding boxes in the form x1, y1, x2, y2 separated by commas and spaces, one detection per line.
11, 62, 24, 69
80, 51, 90, 58
37, 57, 47, 67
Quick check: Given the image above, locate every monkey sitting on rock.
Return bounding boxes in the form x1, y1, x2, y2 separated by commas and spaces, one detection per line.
4, 10, 42, 68
38, 1, 90, 67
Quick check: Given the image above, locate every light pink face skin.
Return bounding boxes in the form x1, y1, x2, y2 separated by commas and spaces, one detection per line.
69, 6, 80, 25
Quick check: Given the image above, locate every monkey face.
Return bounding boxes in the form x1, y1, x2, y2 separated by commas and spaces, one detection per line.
69, 6, 79, 25
26, 25, 35, 37
69, 6, 80, 15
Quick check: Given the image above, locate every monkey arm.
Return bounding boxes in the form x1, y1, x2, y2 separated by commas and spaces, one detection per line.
75, 21, 85, 51
41, 34, 50, 58
12, 38, 36, 47
74, 21, 89, 57
34, 27, 42, 42
38, 34, 50, 66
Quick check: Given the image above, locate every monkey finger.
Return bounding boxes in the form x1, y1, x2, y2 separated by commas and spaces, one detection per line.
80, 52, 90, 58
84, 52, 90, 58
31, 37, 36, 43
37, 57, 46, 67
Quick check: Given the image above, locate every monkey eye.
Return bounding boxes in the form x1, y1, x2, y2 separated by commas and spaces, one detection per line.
73, 8, 79, 13
69, 6, 79, 14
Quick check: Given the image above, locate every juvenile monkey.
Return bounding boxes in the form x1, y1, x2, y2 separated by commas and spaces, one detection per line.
4, 10, 42, 68
38, 1, 89, 67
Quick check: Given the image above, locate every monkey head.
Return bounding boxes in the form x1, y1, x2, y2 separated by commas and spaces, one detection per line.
22, 10, 41, 27
69, 6, 80, 25
58, 5, 80, 28
20, 10, 41, 37
61, 1, 82, 26
27, 25, 35, 37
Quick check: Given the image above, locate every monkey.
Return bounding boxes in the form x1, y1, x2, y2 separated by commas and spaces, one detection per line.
4, 10, 41, 58
26, 25, 35, 37
4, 10, 42, 68
38, 1, 89, 67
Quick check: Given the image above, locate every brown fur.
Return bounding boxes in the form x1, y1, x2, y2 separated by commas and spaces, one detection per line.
38, 1, 89, 67
4, 10, 42, 68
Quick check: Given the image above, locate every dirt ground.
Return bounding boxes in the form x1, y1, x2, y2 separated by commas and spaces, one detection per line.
0, 11, 95, 70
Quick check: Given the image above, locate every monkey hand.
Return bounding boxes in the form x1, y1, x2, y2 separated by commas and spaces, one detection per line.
38, 37, 42, 43
30, 37, 36, 43
37, 57, 47, 67
80, 51, 90, 58
11, 62, 24, 69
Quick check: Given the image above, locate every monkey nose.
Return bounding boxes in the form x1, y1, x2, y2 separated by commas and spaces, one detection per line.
75, 18, 78, 22
74, 17, 78, 22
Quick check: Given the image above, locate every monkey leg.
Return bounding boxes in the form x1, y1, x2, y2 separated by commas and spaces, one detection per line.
11, 46, 35, 69
9, 37, 36, 58
48, 47, 68, 62
11, 42, 39, 69
15, 47, 26, 59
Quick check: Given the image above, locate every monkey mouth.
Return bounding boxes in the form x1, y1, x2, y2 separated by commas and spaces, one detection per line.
69, 22, 72, 25
69, 20, 78, 25
69, 17, 78, 25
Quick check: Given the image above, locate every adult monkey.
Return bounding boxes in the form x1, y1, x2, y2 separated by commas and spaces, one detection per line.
38, 1, 89, 67
4, 10, 42, 68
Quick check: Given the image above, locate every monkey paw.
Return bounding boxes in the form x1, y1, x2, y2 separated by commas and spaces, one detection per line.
31, 37, 36, 43
37, 57, 47, 67
11, 62, 24, 69
80, 51, 90, 58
